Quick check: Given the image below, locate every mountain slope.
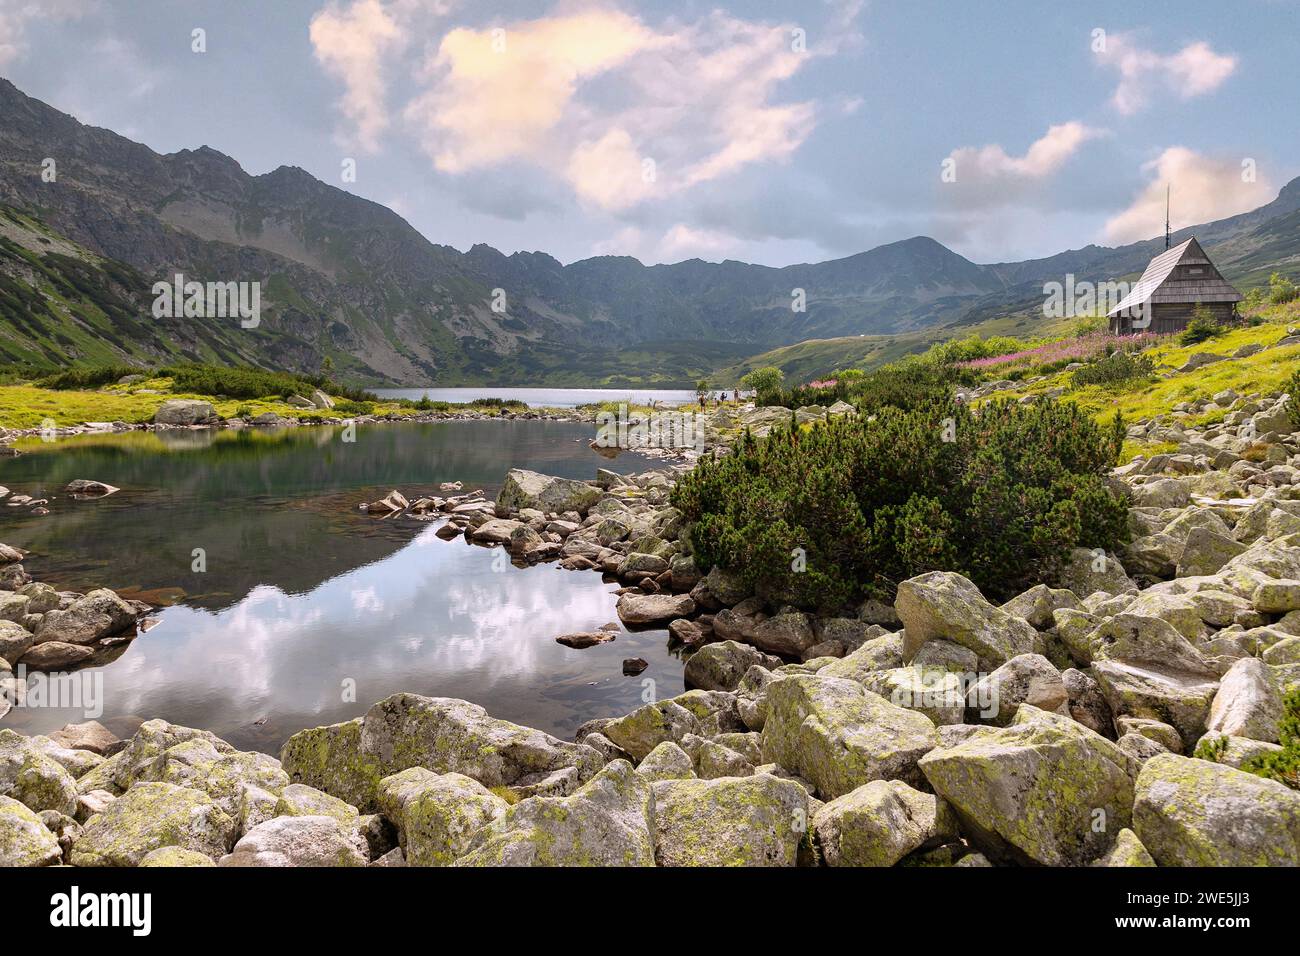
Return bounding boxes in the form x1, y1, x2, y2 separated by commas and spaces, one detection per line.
0, 77, 1298, 386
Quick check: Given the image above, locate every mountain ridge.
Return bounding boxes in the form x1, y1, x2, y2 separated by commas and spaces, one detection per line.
0, 76, 1297, 386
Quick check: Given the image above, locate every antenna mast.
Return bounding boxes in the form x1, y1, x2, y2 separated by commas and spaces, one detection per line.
1165, 184, 1171, 250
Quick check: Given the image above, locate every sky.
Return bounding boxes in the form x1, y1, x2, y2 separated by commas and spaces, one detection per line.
1, 0, 1297, 267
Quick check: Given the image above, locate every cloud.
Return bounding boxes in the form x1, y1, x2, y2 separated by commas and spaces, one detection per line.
314, 3, 821, 213
948, 121, 1105, 182
0, 0, 91, 66
1103, 147, 1275, 244
1096, 34, 1237, 115
309, 0, 408, 152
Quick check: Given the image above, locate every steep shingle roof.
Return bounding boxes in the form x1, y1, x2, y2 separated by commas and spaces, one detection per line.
1107, 236, 1241, 317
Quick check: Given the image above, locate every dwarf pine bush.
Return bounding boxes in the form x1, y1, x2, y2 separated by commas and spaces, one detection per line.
672, 397, 1128, 610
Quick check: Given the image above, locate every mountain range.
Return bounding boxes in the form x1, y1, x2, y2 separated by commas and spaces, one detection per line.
1, 76, 1298, 387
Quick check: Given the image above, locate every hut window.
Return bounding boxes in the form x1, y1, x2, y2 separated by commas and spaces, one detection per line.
1187, 266, 1204, 275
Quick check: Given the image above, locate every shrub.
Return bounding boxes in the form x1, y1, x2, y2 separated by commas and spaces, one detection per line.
1290, 368, 1300, 430
1179, 304, 1223, 345
739, 366, 784, 405
36, 363, 146, 390
671, 397, 1129, 610
1269, 272, 1299, 305
1071, 350, 1156, 388
332, 399, 376, 416
160, 363, 376, 403
1240, 686, 1300, 790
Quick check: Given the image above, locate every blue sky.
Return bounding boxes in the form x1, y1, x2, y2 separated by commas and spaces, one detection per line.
2, 0, 1296, 266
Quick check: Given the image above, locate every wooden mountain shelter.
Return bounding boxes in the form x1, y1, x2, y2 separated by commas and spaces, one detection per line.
1108, 236, 1242, 335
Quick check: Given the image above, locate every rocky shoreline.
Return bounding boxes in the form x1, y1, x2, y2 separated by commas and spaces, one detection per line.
4, 391, 1300, 867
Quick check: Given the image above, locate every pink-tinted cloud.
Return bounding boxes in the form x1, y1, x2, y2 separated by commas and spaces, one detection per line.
1096, 33, 1237, 115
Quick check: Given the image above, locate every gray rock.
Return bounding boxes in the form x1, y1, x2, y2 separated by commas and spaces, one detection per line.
967, 654, 1067, 725
70, 782, 236, 866
376, 767, 508, 866
616, 592, 696, 625
219, 815, 367, 867
154, 399, 218, 425
1206, 657, 1283, 742
896, 571, 1036, 669
0, 729, 78, 815
1133, 753, 1300, 866
0, 795, 62, 866
496, 469, 602, 515
760, 674, 938, 798
684, 640, 780, 691
651, 773, 809, 867
456, 760, 656, 866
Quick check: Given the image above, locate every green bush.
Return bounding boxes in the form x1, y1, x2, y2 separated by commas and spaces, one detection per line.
672, 398, 1129, 610
1269, 272, 1298, 305
1179, 305, 1224, 345
332, 399, 376, 416
1240, 686, 1300, 790
1290, 369, 1300, 430
1071, 350, 1156, 388
36, 363, 147, 390
739, 366, 784, 405
160, 363, 376, 403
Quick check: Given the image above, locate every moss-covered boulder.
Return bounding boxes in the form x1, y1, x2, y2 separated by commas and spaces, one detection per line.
1206, 657, 1283, 742
138, 846, 215, 867
1133, 753, 1300, 866
70, 782, 236, 866
128, 737, 288, 817
455, 760, 656, 866
683, 640, 781, 692
760, 674, 938, 799
1091, 660, 1220, 752
860, 666, 966, 726
895, 571, 1036, 670
651, 773, 809, 867
813, 779, 958, 867
1091, 827, 1155, 867
280, 694, 602, 812
496, 469, 602, 515
0, 728, 78, 816
602, 699, 700, 761
635, 741, 695, 781
918, 706, 1138, 865
0, 794, 62, 866
218, 815, 368, 867
376, 767, 507, 867
273, 783, 360, 825
966, 654, 1068, 726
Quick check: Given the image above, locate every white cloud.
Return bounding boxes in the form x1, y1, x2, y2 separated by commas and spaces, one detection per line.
1103, 146, 1275, 244
314, 3, 821, 212
0, 0, 91, 66
947, 121, 1105, 181
309, 0, 408, 152
1096, 34, 1237, 115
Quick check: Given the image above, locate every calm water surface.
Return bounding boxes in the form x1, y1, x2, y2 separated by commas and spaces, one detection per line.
0, 420, 684, 751
372, 386, 697, 408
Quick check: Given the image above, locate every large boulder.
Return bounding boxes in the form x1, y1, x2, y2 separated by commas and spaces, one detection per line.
760, 674, 938, 798
746, 610, 818, 658
0, 794, 62, 866
0, 729, 78, 815
117, 736, 287, 817
615, 592, 695, 626
966, 654, 1067, 726
918, 706, 1138, 865
219, 815, 368, 867
1091, 661, 1219, 752
1205, 657, 1283, 742
895, 572, 1035, 669
495, 469, 602, 516
34, 588, 136, 646
154, 399, 218, 426
69, 782, 236, 866
1061, 547, 1135, 597
683, 640, 781, 691
281, 694, 602, 812
0, 620, 33, 663
455, 760, 656, 866
376, 767, 508, 866
1133, 753, 1300, 866
601, 700, 700, 761
813, 779, 958, 867
651, 773, 809, 867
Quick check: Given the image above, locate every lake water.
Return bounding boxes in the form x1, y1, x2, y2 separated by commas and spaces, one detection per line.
0, 420, 684, 752
372, 386, 699, 408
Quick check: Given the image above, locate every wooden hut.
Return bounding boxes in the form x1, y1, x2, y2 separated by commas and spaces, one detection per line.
1107, 236, 1242, 334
